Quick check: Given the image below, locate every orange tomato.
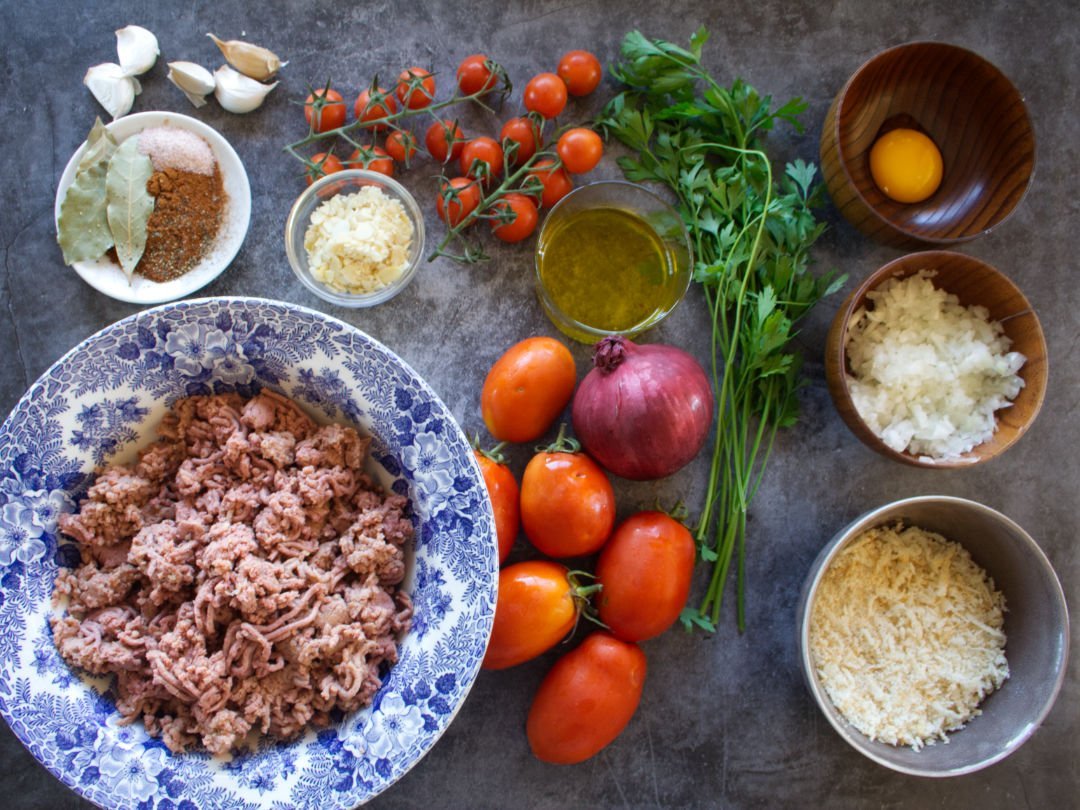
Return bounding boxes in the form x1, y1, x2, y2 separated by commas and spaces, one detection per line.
482, 561, 580, 670
480, 337, 576, 443
395, 66, 435, 109
474, 449, 520, 564
557, 50, 603, 97
353, 86, 398, 130
305, 152, 344, 185
527, 159, 574, 208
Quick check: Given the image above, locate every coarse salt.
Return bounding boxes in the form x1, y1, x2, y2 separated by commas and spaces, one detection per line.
137, 127, 216, 175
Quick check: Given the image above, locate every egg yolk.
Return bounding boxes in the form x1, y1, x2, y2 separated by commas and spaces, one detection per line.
869, 128, 944, 203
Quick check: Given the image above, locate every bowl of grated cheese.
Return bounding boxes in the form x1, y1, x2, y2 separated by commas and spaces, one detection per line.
797, 496, 1069, 777
285, 169, 425, 307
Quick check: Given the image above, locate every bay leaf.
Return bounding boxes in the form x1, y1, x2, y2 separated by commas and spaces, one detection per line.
57, 118, 120, 265
105, 136, 155, 281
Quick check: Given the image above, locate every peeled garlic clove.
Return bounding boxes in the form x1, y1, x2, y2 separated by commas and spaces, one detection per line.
115, 25, 159, 76
84, 63, 139, 119
207, 33, 285, 82
168, 61, 215, 108
213, 65, 277, 113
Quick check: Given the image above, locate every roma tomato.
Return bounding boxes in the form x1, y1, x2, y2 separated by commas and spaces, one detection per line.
457, 54, 497, 96
520, 431, 615, 558
528, 159, 573, 208
305, 152, 344, 185
557, 50, 603, 96
304, 87, 346, 133
556, 128, 603, 174
425, 118, 466, 163
489, 193, 538, 244
459, 136, 504, 182
500, 116, 539, 166
354, 86, 398, 130
527, 632, 646, 764
348, 146, 394, 176
395, 66, 435, 109
482, 561, 588, 670
481, 337, 576, 443
384, 130, 417, 165
596, 511, 696, 641
523, 72, 568, 119
474, 447, 520, 564
436, 177, 481, 228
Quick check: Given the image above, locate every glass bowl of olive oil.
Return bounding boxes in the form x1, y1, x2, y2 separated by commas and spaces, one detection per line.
535, 181, 692, 343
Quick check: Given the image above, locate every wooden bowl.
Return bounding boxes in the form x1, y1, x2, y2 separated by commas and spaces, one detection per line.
825, 251, 1047, 468
821, 42, 1035, 247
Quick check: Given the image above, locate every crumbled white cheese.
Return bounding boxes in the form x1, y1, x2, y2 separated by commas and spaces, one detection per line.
809, 523, 1008, 751
303, 186, 414, 294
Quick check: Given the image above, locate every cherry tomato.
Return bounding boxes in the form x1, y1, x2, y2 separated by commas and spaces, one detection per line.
425, 119, 466, 163
457, 54, 497, 96
557, 50, 603, 96
528, 160, 574, 208
395, 66, 435, 109
436, 176, 481, 228
596, 511, 696, 642
556, 128, 603, 174
527, 632, 646, 764
459, 136, 504, 182
523, 72, 568, 119
474, 448, 520, 564
520, 434, 615, 558
482, 561, 584, 670
481, 337, 576, 444
384, 130, 417, 165
304, 87, 346, 133
305, 152, 344, 186
500, 116, 539, 166
347, 146, 394, 177
489, 193, 538, 244
354, 86, 398, 130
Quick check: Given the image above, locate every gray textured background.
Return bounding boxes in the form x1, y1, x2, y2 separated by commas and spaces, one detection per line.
1, 0, 1077, 807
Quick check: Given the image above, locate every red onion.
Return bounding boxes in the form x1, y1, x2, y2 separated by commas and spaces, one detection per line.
571, 336, 714, 480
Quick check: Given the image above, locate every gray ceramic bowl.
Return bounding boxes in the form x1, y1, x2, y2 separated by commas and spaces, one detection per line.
797, 496, 1069, 776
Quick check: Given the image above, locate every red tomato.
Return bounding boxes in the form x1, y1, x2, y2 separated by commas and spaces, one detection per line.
436, 177, 481, 228
523, 72, 568, 119
425, 119, 466, 163
557, 50, 603, 96
384, 130, 417, 165
596, 512, 696, 642
305, 152, 344, 185
474, 448, 520, 564
500, 117, 539, 167
482, 561, 582, 670
347, 146, 394, 177
304, 88, 346, 133
459, 136, 504, 182
520, 439, 615, 558
481, 337, 576, 444
556, 128, 603, 174
527, 632, 647, 764
395, 66, 435, 109
457, 54, 497, 96
527, 160, 574, 208
354, 87, 398, 130
489, 193, 539, 243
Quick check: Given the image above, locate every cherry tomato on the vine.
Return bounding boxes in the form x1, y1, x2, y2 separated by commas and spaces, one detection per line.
523, 72, 568, 119
348, 146, 394, 177
395, 66, 435, 109
557, 50, 603, 96
489, 193, 539, 244
304, 152, 344, 186
596, 511, 696, 642
457, 54, 498, 96
459, 136, 504, 182
425, 119, 466, 163
304, 88, 346, 133
436, 176, 481, 228
481, 337, 576, 444
556, 128, 603, 174
473, 447, 520, 564
528, 159, 574, 208
384, 130, 417, 165
499, 116, 539, 166
527, 632, 646, 764
354, 86, 398, 130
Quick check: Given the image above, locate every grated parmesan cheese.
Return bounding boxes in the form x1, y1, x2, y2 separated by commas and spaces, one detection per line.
303, 186, 414, 295
809, 523, 1008, 750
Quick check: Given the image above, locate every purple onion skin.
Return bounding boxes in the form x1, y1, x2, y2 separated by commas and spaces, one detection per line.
571, 336, 715, 480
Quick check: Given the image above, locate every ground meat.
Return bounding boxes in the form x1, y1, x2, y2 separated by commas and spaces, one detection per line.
51, 392, 413, 755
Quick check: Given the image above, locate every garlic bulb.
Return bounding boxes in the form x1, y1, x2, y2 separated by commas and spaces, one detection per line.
84, 63, 140, 119
207, 33, 286, 82
167, 61, 215, 108
213, 65, 278, 113
115, 25, 159, 76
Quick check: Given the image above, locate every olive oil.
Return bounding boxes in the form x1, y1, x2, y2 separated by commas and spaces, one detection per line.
537, 206, 685, 341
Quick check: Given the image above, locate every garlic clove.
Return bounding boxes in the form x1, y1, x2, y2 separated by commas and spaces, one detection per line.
167, 61, 215, 108
207, 33, 286, 82
84, 62, 139, 119
213, 65, 278, 114
115, 25, 159, 77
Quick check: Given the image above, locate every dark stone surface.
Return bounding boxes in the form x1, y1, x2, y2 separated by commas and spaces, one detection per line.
0, 1, 1076, 807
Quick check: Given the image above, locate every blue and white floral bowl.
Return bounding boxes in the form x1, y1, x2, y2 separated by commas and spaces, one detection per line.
0, 298, 498, 809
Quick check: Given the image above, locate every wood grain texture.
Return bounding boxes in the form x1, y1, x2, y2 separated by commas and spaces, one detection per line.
820, 42, 1035, 247
825, 251, 1047, 468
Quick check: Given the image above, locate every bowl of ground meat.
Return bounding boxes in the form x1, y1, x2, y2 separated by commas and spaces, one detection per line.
0, 298, 498, 808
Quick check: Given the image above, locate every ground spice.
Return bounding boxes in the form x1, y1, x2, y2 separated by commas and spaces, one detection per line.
136, 166, 225, 282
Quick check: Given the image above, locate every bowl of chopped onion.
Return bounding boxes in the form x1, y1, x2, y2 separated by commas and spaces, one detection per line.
824, 251, 1047, 468
797, 495, 1069, 777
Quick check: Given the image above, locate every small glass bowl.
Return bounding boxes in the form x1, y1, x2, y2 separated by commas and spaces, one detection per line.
285, 169, 426, 308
